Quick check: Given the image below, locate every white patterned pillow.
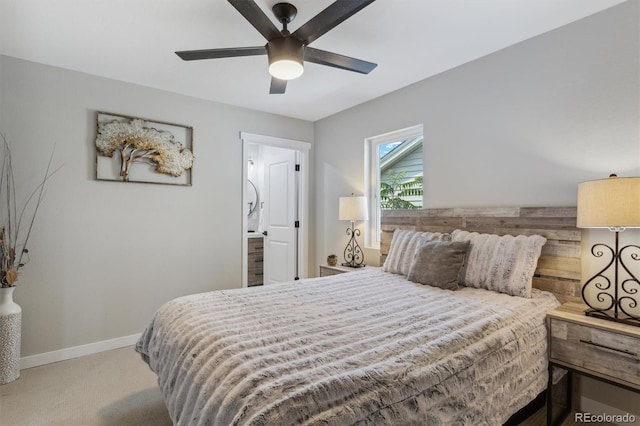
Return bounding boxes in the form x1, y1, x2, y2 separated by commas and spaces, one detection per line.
451, 229, 546, 297
382, 229, 450, 275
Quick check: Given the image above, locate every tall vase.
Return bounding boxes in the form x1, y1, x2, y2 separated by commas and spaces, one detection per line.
0, 286, 21, 384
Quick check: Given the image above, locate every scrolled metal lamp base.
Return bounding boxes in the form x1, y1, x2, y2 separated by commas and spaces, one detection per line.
582, 228, 640, 327
342, 221, 365, 268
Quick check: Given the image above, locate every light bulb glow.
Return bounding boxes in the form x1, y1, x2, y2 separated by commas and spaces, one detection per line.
269, 59, 304, 80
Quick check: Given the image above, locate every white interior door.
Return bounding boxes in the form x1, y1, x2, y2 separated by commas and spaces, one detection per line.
241, 131, 310, 288
263, 146, 297, 284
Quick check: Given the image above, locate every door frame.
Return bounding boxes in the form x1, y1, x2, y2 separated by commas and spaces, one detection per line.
240, 132, 311, 287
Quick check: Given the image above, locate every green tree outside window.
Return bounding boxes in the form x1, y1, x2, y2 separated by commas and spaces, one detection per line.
380, 170, 423, 209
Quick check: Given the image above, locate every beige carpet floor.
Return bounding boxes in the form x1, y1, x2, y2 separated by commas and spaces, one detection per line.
0, 346, 172, 426
0, 346, 608, 426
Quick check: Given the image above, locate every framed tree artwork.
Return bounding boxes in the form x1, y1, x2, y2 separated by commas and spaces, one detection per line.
95, 112, 194, 186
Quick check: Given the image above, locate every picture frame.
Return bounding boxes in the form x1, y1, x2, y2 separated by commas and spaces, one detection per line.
95, 112, 193, 186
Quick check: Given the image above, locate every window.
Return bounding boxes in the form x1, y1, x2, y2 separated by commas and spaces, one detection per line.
365, 125, 424, 248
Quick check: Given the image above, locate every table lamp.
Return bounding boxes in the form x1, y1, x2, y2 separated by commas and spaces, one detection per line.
577, 174, 640, 326
339, 194, 368, 268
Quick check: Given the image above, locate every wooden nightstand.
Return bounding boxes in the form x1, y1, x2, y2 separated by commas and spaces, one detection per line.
546, 302, 640, 425
319, 264, 377, 277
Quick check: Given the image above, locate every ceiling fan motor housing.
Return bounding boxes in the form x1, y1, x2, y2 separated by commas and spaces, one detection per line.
267, 37, 304, 80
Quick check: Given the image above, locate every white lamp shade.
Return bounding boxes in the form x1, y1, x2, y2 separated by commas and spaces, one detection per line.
339, 196, 368, 221
577, 175, 640, 228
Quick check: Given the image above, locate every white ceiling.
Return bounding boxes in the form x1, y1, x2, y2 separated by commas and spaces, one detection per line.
0, 0, 627, 121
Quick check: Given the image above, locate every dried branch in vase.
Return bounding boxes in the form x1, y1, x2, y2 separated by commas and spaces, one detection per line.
1, 133, 58, 288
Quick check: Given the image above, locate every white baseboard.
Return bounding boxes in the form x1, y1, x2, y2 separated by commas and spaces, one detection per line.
20, 333, 141, 370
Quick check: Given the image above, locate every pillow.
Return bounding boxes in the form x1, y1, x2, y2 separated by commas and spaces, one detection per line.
451, 229, 546, 297
407, 239, 470, 290
382, 230, 450, 275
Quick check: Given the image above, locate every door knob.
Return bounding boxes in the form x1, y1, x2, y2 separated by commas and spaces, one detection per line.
262, 231, 268, 236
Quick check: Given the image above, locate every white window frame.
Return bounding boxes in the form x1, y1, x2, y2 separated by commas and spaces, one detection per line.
364, 124, 424, 249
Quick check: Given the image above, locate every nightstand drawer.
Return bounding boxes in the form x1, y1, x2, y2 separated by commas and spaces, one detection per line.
319, 266, 347, 277
319, 265, 378, 277
549, 318, 640, 387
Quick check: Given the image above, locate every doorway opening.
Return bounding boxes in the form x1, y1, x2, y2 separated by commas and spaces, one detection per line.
241, 132, 310, 288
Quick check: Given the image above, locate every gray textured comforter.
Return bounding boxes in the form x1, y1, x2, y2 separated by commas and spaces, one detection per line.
136, 269, 559, 425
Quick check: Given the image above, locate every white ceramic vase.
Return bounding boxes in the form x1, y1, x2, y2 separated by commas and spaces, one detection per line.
0, 286, 21, 385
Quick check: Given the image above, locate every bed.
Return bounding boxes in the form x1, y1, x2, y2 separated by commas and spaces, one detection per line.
136, 207, 582, 425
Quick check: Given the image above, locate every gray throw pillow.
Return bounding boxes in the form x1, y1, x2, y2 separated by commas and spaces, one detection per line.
382, 230, 451, 275
407, 240, 470, 290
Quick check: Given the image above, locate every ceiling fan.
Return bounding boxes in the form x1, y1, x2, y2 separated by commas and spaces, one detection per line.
175, 0, 378, 94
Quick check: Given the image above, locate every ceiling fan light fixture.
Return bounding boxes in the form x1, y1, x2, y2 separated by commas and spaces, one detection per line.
269, 59, 304, 80
267, 37, 304, 80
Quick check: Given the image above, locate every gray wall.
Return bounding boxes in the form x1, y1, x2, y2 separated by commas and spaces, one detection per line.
0, 55, 314, 357
313, 0, 639, 414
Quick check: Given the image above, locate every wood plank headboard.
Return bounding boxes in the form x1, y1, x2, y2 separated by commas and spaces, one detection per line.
380, 207, 581, 303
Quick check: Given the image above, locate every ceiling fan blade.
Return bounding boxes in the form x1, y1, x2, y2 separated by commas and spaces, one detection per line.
304, 47, 377, 74
175, 46, 267, 61
292, 0, 376, 46
270, 77, 287, 94
228, 0, 281, 41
